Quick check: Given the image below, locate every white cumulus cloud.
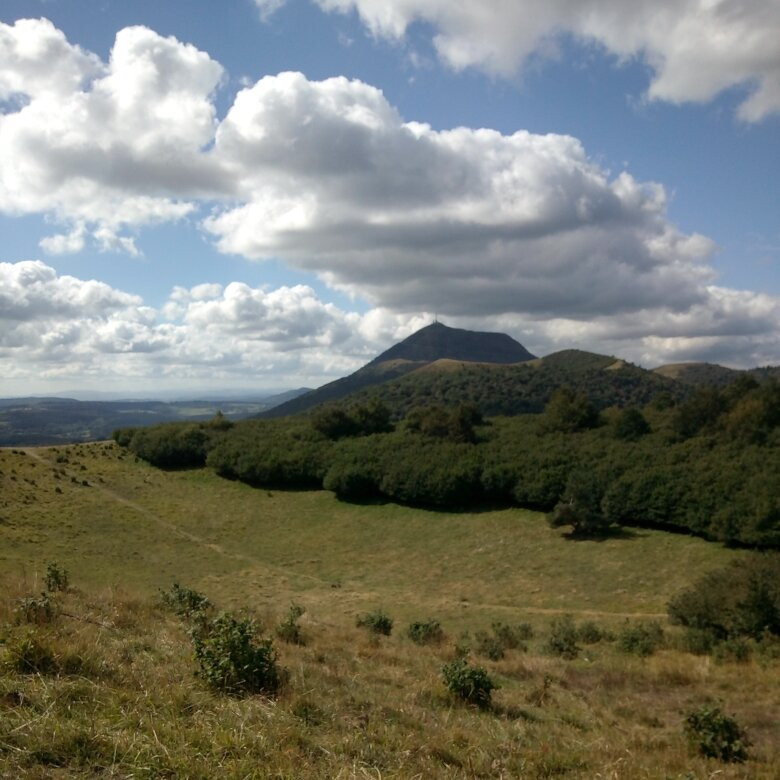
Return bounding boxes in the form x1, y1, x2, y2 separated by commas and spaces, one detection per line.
292, 0, 780, 121
0, 19, 225, 253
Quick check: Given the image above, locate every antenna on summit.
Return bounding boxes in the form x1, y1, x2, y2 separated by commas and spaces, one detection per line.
433, 313, 438, 324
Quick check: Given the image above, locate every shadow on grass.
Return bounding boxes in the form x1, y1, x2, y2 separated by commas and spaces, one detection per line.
559, 526, 643, 543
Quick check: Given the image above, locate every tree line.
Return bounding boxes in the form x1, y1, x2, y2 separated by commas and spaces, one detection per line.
114, 379, 780, 548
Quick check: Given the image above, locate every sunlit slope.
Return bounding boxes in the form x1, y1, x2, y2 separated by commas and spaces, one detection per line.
0, 443, 743, 624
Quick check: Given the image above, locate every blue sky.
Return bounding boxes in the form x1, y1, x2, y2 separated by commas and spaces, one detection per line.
1, 0, 779, 396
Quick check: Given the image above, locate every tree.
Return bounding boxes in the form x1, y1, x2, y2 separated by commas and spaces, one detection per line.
548, 470, 613, 537
542, 387, 599, 433
613, 407, 650, 440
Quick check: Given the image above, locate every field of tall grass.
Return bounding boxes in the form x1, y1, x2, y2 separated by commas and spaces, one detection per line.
1, 444, 777, 777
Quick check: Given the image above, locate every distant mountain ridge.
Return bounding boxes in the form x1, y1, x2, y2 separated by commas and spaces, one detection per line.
262, 322, 536, 418
653, 362, 780, 387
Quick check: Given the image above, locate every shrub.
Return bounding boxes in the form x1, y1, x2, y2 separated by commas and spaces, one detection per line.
160, 583, 211, 619
474, 631, 505, 660
407, 619, 444, 645
576, 621, 610, 644
491, 620, 531, 648
679, 628, 716, 655
356, 610, 393, 636
45, 561, 69, 592
15, 593, 58, 624
545, 616, 581, 659
684, 704, 750, 763
276, 604, 306, 645
191, 613, 282, 696
617, 621, 664, 656
441, 657, 496, 708
668, 555, 780, 641
712, 637, 751, 664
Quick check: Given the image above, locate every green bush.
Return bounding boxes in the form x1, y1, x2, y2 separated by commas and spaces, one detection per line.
668, 555, 780, 641
356, 610, 393, 636
276, 604, 306, 645
617, 621, 664, 656
44, 561, 69, 592
679, 628, 716, 655
576, 621, 610, 644
492, 620, 531, 648
712, 637, 751, 664
441, 657, 496, 708
160, 582, 211, 619
191, 613, 282, 696
474, 631, 505, 660
684, 704, 750, 762
15, 593, 58, 625
545, 616, 581, 659
406, 619, 444, 645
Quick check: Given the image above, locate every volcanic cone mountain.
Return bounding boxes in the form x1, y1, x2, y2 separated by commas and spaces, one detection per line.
262, 322, 536, 418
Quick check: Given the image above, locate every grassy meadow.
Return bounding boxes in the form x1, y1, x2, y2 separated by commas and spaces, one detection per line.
1, 443, 778, 777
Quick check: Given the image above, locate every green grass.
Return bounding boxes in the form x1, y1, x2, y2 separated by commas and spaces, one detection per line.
1, 443, 777, 777
1, 443, 742, 624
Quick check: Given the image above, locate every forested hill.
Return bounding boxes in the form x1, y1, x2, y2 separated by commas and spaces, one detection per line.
654, 362, 780, 387
337, 349, 687, 419
261, 322, 536, 418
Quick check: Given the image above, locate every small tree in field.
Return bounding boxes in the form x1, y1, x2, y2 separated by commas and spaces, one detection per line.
548, 471, 612, 538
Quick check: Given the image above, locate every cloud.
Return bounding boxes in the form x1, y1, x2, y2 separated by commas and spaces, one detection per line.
205, 72, 717, 321
0, 260, 423, 390
0, 19, 225, 252
305, 0, 780, 121
0, 19, 778, 381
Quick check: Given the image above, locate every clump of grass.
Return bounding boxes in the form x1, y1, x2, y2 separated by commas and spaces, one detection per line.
356, 610, 393, 636
407, 618, 444, 645
5, 632, 58, 674
276, 604, 306, 645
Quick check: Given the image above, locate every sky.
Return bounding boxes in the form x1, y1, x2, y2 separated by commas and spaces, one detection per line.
1, 0, 779, 398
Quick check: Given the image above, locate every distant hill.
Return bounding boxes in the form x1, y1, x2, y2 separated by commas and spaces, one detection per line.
341, 348, 686, 418
0, 389, 309, 446
653, 362, 742, 387
653, 362, 780, 387
262, 322, 536, 418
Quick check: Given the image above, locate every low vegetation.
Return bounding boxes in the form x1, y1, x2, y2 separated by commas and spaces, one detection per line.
1, 444, 778, 776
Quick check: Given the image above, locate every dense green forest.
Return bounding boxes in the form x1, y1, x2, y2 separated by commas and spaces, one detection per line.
265, 348, 691, 420
114, 377, 779, 548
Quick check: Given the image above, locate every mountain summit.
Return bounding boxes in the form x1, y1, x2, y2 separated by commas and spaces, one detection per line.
262, 321, 536, 418
366, 322, 535, 366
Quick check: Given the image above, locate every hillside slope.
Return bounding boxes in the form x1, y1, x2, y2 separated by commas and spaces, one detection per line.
262, 322, 535, 418
343, 349, 685, 418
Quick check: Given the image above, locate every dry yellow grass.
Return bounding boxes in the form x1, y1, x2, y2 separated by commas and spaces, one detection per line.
1, 444, 778, 777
